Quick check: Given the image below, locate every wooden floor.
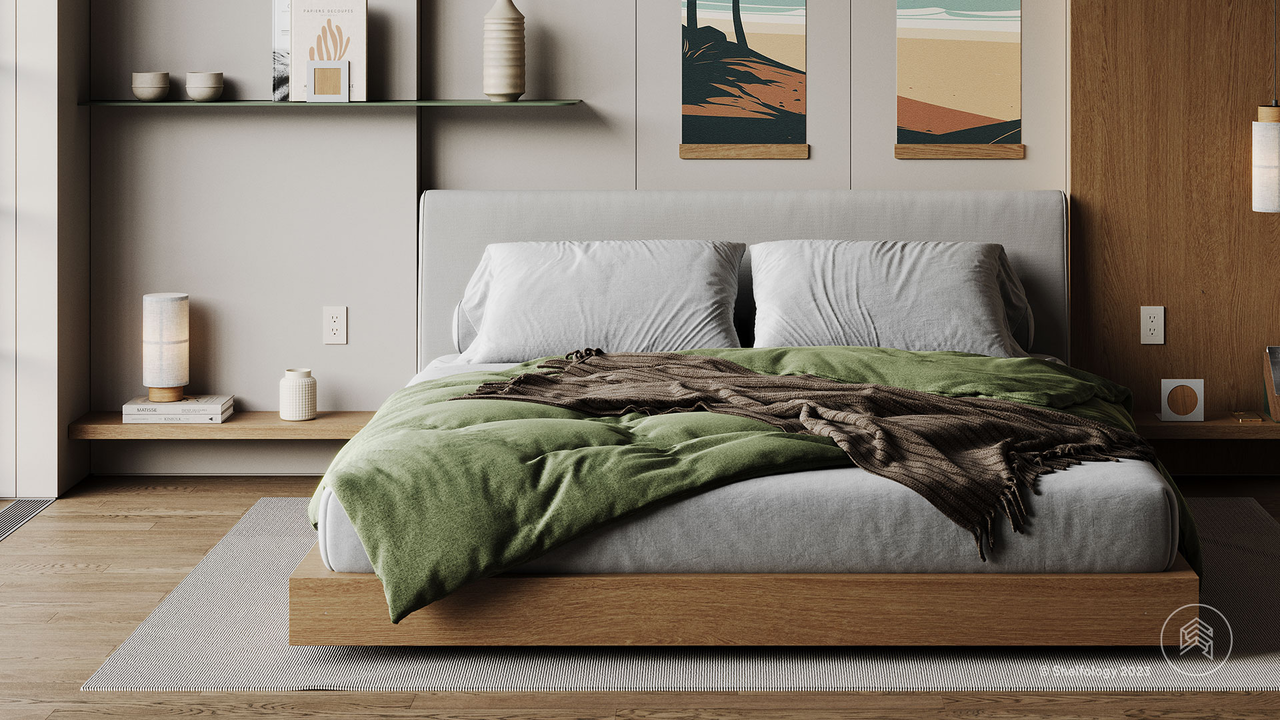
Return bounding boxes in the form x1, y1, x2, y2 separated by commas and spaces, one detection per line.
0, 474, 1277, 719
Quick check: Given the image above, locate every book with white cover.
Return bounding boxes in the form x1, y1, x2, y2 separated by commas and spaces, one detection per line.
123, 394, 234, 415
290, 0, 366, 101
123, 407, 235, 424
273, 0, 291, 100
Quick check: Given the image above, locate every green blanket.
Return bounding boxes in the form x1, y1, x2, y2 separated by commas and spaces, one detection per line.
308, 346, 1201, 623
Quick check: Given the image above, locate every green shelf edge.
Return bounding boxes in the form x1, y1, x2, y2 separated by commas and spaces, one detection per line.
82, 99, 582, 108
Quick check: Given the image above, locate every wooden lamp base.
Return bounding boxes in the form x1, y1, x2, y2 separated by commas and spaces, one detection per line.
148, 386, 185, 403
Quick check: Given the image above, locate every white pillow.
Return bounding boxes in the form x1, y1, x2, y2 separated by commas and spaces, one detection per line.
751, 239, 1032, 357
458, 240, 745, 363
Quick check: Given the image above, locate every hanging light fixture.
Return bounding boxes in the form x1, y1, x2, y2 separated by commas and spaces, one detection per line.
1254, 0, 1280, 212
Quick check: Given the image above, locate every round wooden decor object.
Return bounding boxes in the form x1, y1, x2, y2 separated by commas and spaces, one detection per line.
1167, 384, 1199, 416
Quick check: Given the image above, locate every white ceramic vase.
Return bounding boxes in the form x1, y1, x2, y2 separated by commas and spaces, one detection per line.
279, 368, 317, 421
483, 0, 525, 102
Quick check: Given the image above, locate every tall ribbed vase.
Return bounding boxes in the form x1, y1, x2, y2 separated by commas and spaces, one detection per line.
483, 0, 525, 102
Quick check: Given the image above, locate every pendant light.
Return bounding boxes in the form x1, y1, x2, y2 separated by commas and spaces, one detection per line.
1254, 0, 1280, 212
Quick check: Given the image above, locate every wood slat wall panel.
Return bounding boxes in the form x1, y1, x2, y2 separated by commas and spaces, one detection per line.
1071, 0, 1280, 419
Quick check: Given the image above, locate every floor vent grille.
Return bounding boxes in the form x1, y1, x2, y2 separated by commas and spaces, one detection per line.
0, 498, 54, 542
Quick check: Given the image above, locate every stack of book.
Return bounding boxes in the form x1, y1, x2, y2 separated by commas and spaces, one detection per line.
123, 395, 235, 424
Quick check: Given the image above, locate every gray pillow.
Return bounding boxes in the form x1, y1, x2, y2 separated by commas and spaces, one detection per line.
458, 240, 745, 363
751, 239, 1032, 357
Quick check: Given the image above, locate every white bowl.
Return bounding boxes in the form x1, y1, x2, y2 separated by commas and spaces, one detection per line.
186, 71, 223, 86
132, 71, 169, 87
186, 85, 224, 102
132, 85, 170, 102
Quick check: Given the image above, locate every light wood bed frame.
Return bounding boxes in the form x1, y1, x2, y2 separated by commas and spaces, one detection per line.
288, 190, 1197, 647
290, 546, 1198, 646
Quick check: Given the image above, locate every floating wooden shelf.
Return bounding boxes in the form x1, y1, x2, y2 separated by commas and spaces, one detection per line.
69, 411, 373, 440
82, 99, 582, 108
1134, 412, 1280, 440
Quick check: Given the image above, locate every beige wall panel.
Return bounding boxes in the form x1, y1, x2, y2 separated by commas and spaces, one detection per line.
418, 0, 635, 190
852, 0, 1067, 190
90, 0, 417, 100
0, 0, 15, 498
89, 111, 418, 422
636, 0, 851, 190
57, 0, 92, 495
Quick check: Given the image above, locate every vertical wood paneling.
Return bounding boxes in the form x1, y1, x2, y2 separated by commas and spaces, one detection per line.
1072, 0, 1280, 416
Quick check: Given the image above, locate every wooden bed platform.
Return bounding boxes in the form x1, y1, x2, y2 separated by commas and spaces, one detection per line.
289, 544, 1199, 646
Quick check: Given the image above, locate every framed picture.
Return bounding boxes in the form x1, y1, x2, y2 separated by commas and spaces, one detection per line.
895, 1, 1024, 159
306, 61, 350, 103
680, 0, 808, 159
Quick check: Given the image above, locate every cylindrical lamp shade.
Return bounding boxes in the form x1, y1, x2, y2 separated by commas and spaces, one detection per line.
142, 293, 189, 401
1254, 111, 1280, 213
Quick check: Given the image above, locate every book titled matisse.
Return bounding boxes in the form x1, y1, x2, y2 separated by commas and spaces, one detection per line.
290, 0, 367, 101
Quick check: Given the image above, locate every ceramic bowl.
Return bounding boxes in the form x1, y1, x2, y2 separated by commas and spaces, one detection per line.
186, 72, 224, 102
132, 71, 169, 87
132, 85, 170, 102
186, 85, 224, 102
131, 72, 170, 102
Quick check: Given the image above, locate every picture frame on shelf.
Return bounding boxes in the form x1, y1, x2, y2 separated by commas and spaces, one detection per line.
306, 61, 350, 103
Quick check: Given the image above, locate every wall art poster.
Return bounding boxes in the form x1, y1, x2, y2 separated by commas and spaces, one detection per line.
681, 0, 808, 159
290, 0, 367, 102
896, 1, 1023, 158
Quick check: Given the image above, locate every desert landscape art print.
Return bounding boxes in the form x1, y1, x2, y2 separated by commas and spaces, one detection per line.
681, 0, 808, 159
896, 1, 1024, 159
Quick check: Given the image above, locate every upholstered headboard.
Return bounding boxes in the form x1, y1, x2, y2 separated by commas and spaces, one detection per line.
418, 190, 1069, 369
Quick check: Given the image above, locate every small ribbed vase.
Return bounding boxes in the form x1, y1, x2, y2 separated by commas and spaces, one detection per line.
483, 0, 525, 102
279, 368, 317, 422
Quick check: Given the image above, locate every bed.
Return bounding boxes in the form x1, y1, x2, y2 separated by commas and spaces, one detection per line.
289, 190, 1199, 647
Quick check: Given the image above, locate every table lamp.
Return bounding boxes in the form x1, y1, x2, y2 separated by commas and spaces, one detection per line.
142, 292, 189, 402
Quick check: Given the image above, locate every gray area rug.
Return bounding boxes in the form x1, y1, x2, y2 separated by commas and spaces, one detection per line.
84, 496, 1280, 692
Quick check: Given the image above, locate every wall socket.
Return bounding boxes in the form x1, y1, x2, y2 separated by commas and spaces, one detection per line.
324, 306, 347, 345
1140, 305, 1165, 345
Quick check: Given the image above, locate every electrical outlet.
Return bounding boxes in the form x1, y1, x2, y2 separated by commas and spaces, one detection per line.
1140, 305, 1165, 345
324, 306, 347, 345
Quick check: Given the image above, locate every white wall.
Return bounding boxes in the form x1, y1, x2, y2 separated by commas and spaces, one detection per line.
14, 0, 91, 496
88, 1, 419, 475
0, 0, 15, 497
429, 0, 1068, 192
87, 0, 1069, 477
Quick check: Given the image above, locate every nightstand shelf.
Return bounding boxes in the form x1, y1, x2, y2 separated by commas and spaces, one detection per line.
82, 99, 582, 108
1134, 413, 1280, 440
69, 411, 373, 440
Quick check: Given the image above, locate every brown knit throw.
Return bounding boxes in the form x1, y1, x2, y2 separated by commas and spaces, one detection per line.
456, 349, 1156, 558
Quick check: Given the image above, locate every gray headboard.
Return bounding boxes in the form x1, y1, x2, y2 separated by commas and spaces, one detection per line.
418, 190, 1069, 369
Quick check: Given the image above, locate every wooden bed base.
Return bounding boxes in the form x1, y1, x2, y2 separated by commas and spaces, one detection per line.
289, 545, 1199, 646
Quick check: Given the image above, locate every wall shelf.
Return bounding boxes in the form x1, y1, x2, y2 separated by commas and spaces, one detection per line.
82, 99, 582, 108
69, 411, 373, 440
1134, 413, 1280, 440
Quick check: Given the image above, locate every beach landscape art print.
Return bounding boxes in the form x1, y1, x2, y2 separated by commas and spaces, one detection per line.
681, 0, 808, 159
896, 1, 1024, 159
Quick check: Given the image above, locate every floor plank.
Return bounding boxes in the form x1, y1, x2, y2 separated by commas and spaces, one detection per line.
0, 474, 1277, 719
